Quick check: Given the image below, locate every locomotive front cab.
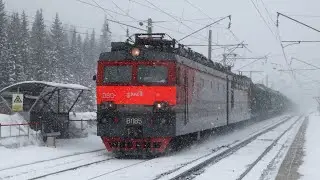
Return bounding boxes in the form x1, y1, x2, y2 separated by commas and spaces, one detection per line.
96, 58, 177, 153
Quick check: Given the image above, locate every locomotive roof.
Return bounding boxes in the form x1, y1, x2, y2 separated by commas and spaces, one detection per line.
99, 33, 252, 83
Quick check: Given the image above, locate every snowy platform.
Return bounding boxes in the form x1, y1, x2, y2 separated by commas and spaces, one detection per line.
276, 112, 319, 180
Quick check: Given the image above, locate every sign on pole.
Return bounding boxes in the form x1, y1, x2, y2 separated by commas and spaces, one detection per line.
12, 94, 23, 112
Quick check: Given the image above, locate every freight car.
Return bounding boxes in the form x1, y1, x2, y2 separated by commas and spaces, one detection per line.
94, 33, 292, 155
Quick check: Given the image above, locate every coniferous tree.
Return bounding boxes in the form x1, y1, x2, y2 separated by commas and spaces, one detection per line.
76, 33, 84, 83
30, 9, 48, 81
68, 28, 79, 83
99, 17, 111, 53
49, 13, 66, 82
7, 13, 24, 83
21, 11, 30, 80
89, 29, 98, 72
0, 0, 8, 88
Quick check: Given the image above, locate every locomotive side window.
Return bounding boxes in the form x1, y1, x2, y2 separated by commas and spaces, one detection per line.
137, 65, 168, 83
103, 66, 132, 83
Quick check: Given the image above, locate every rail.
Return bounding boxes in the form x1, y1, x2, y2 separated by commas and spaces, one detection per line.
0, 122, 40, 139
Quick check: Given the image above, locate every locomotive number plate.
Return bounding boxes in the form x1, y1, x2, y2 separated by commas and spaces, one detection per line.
125, 117, 143, 125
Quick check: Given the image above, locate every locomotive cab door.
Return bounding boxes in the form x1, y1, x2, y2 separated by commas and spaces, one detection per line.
183, 68, 189, 125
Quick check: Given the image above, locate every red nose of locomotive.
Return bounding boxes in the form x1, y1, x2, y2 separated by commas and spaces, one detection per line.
96, 86, 176, 106
95, 59, 177, 154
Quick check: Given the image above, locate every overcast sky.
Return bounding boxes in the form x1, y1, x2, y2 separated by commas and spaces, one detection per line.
4, 0, 320, 110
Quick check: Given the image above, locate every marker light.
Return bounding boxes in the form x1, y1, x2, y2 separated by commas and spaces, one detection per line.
102, 101, 116, 110
131, 48, 140, 57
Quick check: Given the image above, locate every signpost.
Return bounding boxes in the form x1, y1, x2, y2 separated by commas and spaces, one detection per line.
12, 94, 23, 112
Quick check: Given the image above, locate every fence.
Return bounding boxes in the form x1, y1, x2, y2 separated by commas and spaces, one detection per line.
69, 119, 96, 131
0, 119, 96, 139
0, 122, 40, 139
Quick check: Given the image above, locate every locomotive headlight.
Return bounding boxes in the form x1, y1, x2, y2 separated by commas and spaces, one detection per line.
101, 118, 108, 124
131, 48, 140, 57
153, 101, 169, 112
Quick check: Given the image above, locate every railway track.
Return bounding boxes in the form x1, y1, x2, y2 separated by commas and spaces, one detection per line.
74, 115, 296, 180
154, 115, 303, 180
0, 149, 113, 180
0, 148, 105, 172
1, 115, 299, 180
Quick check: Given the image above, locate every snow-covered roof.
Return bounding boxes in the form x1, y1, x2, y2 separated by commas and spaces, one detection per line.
0, 81, 89, 94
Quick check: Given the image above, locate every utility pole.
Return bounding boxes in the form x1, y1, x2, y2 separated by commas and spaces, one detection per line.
266, 75, 268, 87
222, 54, 227, 66
208, 29, 212, 60
126, 27, 129, 38
147, 18, 152, 36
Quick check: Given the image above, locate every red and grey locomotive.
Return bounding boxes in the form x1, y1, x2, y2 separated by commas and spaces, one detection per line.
94, 33, 288, 155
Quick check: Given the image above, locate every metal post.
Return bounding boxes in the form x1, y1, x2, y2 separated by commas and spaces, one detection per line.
57, 89, 60, 113
250, 71, 252, 79
0, 123, 1, 138
19, 124, 20, 136
126, 28, 129, 38
208, 29, 212, 60
147, 18, 152, 36
222, 54, 227, 66
10, 125, 11, 137
266, 75, 268, 87
28, 125, 30, 138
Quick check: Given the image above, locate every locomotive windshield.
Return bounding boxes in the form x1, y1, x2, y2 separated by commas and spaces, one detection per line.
103, 65, 132, 83
137, 65, 168, 83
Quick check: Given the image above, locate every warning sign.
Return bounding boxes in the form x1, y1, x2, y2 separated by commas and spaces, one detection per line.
12, 94, 23, 112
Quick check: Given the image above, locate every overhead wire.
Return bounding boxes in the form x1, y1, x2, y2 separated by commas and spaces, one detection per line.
291, 57, 320, 70
3, 11, 105, 38
75, 0, 146, 32
249, 0, 278, 40
183, 0, 253, 53
258, 0, 275, 23
142, 0, 209, 41
235, 55, 269, 71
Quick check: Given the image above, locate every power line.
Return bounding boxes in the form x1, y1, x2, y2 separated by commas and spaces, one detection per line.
280, 13, 320, 18
179, 16, 231, 41
75, 0, 134, 19
235, 55, 269, 70
249, 0, 278, 40
75, 0, 146, 32
4, 12, 101, 38
278, 68, 319, 72
291, 57, 320, 70
142, 0, 208, 41
282, 40, 320, 43
277, 12, 320, 33
258, 0, 275, 23
183, 43, 248, 47
183, 0, 253, 53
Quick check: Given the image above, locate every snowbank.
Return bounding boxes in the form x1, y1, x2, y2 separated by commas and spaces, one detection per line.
69, 112, 97, 137
298, 113, 320, 180
0, 113, 41, 148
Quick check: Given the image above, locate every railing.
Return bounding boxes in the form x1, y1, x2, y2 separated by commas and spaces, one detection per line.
69, 119, 96, 131
0, 122, 40, 139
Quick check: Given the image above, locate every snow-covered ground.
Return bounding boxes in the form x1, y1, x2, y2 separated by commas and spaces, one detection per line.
0, 113, 309, 180
1, 114, 295, 180
0, 113, 40, 147
298, 113, 320, 180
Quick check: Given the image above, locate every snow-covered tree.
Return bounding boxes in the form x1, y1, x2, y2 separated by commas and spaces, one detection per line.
21, 11, 30, 81
99, 16, 111, 53
30, 9, 48, 81
49, 13, 67, 82
68, 28, 81, 83
7, 12, 25, 83
0, 0, 8, 88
